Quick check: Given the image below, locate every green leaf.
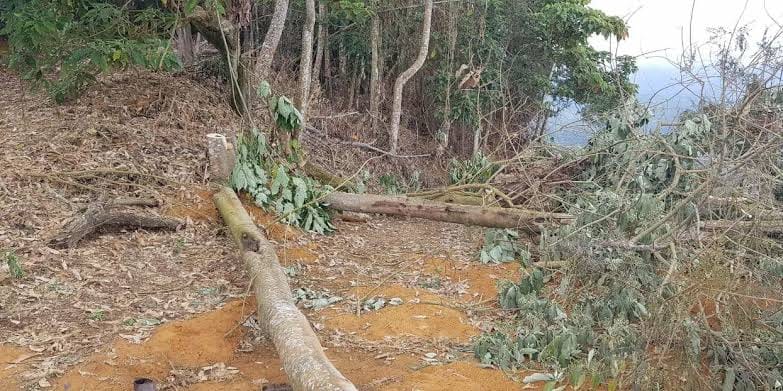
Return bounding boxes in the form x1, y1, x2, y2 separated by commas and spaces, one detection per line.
271, 166, 289, 195
293, 177, 308, 208
257, 80, 271, 98
184, 0, 198, 14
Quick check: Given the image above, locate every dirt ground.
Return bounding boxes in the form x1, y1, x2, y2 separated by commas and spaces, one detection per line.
0, 67, 541, 390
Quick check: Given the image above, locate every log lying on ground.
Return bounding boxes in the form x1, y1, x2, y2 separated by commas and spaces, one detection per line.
303, 161, 355, 191
49, 197, 182, 248
213, 187, 357, 391
322, 192, 573, 233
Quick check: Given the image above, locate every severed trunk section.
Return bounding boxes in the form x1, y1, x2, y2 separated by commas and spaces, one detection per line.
213, 187, 357, 391
207, 133, 235, 181
322, 191, 572, 233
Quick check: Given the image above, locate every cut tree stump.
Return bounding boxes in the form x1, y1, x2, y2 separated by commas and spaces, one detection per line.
322, 191, 573, 233
49, 197, 182, 249
207, 133, 235, 182
213, 187, 357, 391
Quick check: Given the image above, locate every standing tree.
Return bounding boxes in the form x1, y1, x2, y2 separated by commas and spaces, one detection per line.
388, 0, 433, 155
254, 0, 290, 84
369, 0, 382, 131
295, 0, 317, 143
311, 1, 327, 89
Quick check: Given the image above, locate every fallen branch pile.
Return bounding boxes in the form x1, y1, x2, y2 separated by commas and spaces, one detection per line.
49, 197, 182, 248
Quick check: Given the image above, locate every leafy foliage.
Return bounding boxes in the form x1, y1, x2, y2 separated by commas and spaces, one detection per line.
1, 0, 178, 102
479, 229, 530, 264
3, 250, 24, 279
293, 287, 342, 309
230, 127, 334, 234
448, 152, 499, 185
378, 174, 402, 195
474, 105, 783, 388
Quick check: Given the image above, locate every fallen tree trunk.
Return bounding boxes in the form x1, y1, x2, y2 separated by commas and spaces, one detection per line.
50, 197, 182, 248
213, 187, 357, 391
322, 192, 573, 232
303, 161, 354, 191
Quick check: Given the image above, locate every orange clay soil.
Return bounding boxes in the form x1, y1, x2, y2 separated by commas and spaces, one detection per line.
163, 188, 300, 242
47, 299, 525, 391
422, 257, 521, 300
0, 345, 32, 390
322, 285, 477, 342
382, 361, 525, 391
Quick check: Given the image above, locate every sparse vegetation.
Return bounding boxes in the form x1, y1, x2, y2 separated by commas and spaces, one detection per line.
4, 250, 23, 279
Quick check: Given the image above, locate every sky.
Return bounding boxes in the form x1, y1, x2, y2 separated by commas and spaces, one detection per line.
589, 0, 783, 66
552, 1, 783, 145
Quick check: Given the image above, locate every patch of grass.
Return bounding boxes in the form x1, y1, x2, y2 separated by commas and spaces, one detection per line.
173, 237, 187, 255
88, 309, 106, 321
4, 250, 24, 279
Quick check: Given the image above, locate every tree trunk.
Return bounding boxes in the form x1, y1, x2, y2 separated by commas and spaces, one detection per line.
472, 88, 482, 155
295, 0, 316, 142
213, 187, 357, 391
188, 7, 246, 114
174, 24, 196, 66
323, 21, 332, 96
438, 0, 458, 155
338, 39, 347, 77
311, 1, 327, 88
369, 5, 382, 130
255, 0, 290, 84
322, 192, 572, 233
388, 0, 433, 154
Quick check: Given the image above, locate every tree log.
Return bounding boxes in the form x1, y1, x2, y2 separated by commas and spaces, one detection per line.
322, 192, 573, 233
213, 187, 357, 391
49, 198, 181, 248
302, 161, 355, 191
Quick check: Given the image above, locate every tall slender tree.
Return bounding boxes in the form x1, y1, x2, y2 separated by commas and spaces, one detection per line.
254, 0, 290, 84
295, 0, 317, 142
388, 0, 433, 154
369, 0, 382, 131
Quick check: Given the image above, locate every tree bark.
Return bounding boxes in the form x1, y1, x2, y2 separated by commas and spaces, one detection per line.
303, 161, 355, 191
189, 7, 247, 113
388, 0, 433, 154
438, 0, 458, 155
295, 0, 317, 142
207, 133, 235, 181
255, 0, 290, 84
322, 192, 572, 233
311, 1, 327, 86
338, 39, 347, 77
323, 21, 332, 95
213, 187, 357, 391
369, 4, 382, 130
174, 24, 196, 66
